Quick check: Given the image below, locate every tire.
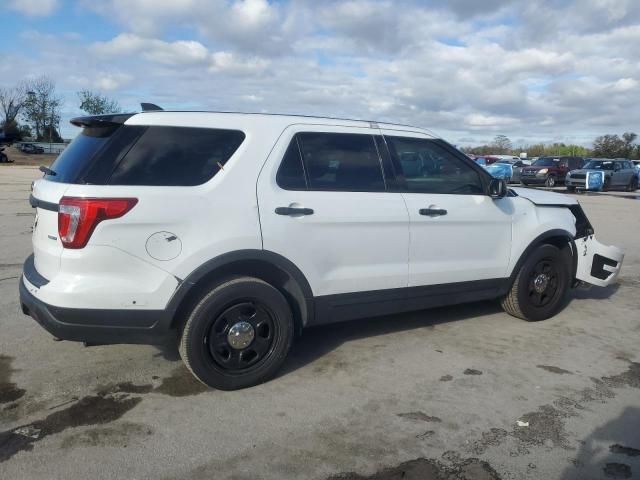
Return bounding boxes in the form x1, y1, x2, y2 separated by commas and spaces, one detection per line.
626, 176, 638, 192
520, 181, 528, 186
179, 276, 294, 390
545, 175, 556, 188
603, 178, 611, 192
566, 186, 575, 193
501, 244, 571, 321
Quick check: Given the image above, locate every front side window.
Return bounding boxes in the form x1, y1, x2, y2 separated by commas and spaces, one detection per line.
385, 136, 483, 194
296, 132, 385, 191
108, 126, 245, 186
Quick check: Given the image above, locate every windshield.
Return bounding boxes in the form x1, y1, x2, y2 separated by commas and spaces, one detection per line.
584, 160, 615, 170
532, 157, 559, 167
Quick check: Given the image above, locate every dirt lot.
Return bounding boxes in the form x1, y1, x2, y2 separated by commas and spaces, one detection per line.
1, 146, 57, 167
1, 165, 639, 480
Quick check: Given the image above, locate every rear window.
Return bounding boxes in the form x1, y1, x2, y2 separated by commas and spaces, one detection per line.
45, 125, 245, 186
108, 126, 245, 186
45, 126, 120, 183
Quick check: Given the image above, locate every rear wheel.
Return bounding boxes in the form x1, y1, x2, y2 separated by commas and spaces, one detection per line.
545, 175, 556, 188
603, 177, 611, 192
566, 186, 576, 192
626, 176, 638, 192
501, 244, 571, 321
179, 277, 294, 390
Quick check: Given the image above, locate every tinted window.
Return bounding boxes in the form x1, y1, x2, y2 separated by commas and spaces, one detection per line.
386, 136, 483, 194
108, 127, 245, 186
297, 132, 385, 191
533, 157, 560, 167
276, 139, 306, 190
45, 125, 120, 183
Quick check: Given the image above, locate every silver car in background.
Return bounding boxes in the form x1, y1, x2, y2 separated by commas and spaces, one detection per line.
566, 159, 638, 192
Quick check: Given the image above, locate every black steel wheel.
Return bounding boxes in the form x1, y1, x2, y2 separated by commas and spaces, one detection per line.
207, 301, 277, 372
501, 244, 571, 321
527, 259, 559, 308
179, 277, 294, 390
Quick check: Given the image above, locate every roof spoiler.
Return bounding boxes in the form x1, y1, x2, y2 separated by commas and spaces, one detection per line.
70, 113, 135, 128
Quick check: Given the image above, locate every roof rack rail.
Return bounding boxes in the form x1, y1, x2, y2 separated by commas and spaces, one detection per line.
141, 103, 163, 112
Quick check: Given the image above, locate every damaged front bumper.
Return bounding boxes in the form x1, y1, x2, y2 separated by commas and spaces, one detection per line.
575, 235, 624, 287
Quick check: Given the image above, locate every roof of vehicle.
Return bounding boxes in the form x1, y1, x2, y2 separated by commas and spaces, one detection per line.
71, 110, 440, 138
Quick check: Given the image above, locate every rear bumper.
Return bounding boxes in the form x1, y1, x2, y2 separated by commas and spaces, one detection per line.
20, 256, 175, 345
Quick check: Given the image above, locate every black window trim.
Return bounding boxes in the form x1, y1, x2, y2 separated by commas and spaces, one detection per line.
276, 131, 388, 193
382, 135, 492, 195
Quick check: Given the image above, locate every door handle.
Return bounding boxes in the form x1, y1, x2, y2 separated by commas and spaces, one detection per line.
419, 208, 447, 216
275, 207, 314, 216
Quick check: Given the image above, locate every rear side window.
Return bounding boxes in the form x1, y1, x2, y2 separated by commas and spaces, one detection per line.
108, 126, 245, 186
296, 132, 385, 191
45, 125, 121, 183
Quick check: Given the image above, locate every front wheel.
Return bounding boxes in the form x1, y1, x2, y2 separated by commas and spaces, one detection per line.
179, 277, 294, 390
545, 175, 556, 188
566, 186, 576, 193
501, 244, 571, 321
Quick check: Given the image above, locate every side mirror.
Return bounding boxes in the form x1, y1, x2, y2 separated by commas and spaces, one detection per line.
488, 178, 507, 198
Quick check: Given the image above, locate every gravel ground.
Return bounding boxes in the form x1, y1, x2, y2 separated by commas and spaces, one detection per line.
1, 165, 639, 480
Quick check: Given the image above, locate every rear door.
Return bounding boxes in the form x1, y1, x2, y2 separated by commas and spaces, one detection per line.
257, 126, 409, 299
380, 131, 513, 287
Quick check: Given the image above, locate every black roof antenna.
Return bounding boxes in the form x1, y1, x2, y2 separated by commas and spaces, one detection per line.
141, 103, 163, 112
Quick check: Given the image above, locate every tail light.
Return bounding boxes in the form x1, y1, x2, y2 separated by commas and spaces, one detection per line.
58, 197, 138, 249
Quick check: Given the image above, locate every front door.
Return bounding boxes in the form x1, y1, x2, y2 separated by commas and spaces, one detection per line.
380, 131, 513, 288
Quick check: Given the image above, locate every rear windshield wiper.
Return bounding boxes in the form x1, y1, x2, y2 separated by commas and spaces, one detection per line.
39, 166, 57, 176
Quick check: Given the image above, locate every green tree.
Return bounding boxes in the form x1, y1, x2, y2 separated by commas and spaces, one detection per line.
78, 90, 121, 115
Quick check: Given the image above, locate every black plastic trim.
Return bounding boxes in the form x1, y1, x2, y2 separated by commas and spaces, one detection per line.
590, 254, 617, 281
508, 229, 576, 286
165, 249, 315, 327
19, 279, 173, 345
312, 278, 508, 326
23, 254, 49, 287
29, 194, 58, 212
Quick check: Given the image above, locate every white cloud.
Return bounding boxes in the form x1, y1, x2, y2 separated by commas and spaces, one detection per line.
6, 0, 640, 144
92, 34, 209, 65
8, 0, 58, 16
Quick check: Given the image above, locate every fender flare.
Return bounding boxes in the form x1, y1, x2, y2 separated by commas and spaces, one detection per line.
508, 229, 577, 289
165, 249, 314, 328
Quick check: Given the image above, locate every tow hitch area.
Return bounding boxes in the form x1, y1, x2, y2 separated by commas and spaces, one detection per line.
575, 235, 624, 287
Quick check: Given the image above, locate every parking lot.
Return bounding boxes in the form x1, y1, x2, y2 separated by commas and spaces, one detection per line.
1, 165, 639, 480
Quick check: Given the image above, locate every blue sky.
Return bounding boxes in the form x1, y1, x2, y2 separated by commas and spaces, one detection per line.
2, 0, 640, 146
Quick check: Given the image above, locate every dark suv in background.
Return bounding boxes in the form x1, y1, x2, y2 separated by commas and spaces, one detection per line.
520, 156, 584, 187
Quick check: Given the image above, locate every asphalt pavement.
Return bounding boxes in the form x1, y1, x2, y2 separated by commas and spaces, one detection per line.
1, 165, 639, 480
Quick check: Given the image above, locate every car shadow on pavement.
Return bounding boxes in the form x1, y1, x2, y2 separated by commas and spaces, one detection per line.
560, 406, 640, 480
280, 300, 502, 377
569, 283, 620, 301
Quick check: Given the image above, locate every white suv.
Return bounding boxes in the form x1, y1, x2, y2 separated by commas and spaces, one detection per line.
20, 110, 624, 390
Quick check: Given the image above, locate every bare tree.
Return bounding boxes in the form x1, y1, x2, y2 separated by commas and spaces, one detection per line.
0, 81, 29, 135
22, 76, 64, 142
